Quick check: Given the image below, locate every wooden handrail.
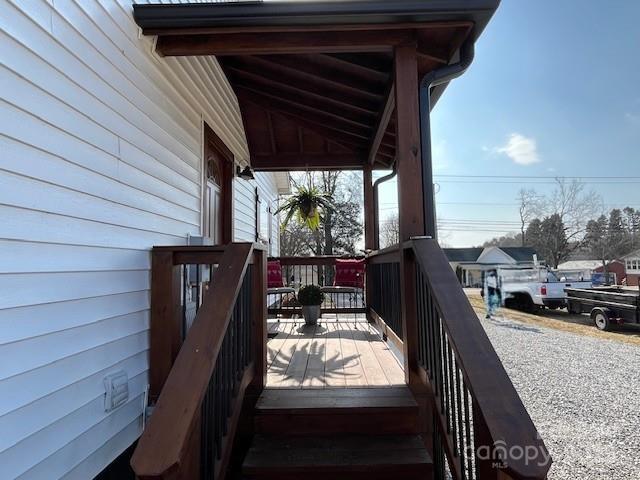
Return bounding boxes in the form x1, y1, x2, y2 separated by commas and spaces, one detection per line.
410, 238, 551, 480
131, 243, 256, 478
366, 244, 401, 264
273, 255, 364, 266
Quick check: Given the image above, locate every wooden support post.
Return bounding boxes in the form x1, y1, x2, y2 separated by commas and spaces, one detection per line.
363, 166, 375, 250
394, 43, 424, 388
394, 43, 424, 241
250, 246, 268, 392
149, 250, 182, 402
363, 165, 375, 322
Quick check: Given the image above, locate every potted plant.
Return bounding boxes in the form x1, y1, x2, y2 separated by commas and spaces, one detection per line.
275, 184, 333, 231
297, 285, 325, 326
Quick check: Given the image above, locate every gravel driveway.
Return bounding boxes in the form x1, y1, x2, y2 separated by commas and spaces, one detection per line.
480, 314, 640, 480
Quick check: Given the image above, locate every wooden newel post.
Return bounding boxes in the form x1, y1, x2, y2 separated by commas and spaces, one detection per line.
472, 399, 504, 480
251, 246, 268, 392
149, 249, 182, 402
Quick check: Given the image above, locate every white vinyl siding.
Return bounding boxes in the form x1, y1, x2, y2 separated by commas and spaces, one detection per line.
0, 1, 279, 478
234, 173, 281, 256
626, 259, 640, 273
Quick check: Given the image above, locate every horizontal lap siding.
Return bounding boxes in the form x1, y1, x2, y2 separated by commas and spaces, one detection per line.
0, 0, 260, 479
234, 173, 282, 256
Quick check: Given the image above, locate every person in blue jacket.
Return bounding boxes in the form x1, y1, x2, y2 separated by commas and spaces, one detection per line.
483, 269, 501, 319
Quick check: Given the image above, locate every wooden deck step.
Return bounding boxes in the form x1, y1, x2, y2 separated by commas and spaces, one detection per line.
254, 387, 419, 435
242, 434, 433, 480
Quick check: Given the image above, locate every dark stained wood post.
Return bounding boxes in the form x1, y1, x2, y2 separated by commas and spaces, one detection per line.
363, 165, 376, 250
149, 249, 182, 402
473, 399, 502, 480
363, 165, 376, 322
251, 245, 268, 391
394, 43, 424, 388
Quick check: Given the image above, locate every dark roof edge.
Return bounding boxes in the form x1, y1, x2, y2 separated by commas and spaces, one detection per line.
133, 0, 500, 35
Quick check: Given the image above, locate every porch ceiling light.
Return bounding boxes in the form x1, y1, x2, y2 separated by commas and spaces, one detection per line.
237, 165, 255, 181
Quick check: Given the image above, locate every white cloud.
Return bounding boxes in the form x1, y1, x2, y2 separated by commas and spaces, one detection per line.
495, 133, 540, 166
625, 112, 640, 125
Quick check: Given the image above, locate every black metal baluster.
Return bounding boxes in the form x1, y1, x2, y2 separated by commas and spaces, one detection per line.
447, 342, 458, 456
463, 382, 474, 480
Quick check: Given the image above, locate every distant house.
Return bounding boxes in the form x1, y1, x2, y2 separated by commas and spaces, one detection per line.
622, 249, 640, 286
557, 260, 625, 285
444, 246, 540, 287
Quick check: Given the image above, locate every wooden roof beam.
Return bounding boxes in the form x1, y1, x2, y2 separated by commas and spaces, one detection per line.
238, 91, 369, 150
221, 56, 381, 113
225, 67, 377, 127
262, 54, 388, 93
251, 153, 367, 171
155, 30, 413, 56
368, 82, 396, 165
236, 87, 372, 140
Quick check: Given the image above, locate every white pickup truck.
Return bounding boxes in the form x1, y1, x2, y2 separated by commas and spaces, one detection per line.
495, 267, 592, 313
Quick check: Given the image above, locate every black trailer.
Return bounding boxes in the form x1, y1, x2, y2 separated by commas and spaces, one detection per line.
565, 287, 640, 331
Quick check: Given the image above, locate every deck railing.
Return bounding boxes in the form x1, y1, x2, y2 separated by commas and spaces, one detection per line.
131, 243, 267, 480
367, 246, 403, 340
268, 255, 366, 315
409, 238, 551, 480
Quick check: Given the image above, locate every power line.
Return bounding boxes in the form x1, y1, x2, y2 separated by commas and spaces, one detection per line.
437, 180, 640, 185
434, 174, 640, 179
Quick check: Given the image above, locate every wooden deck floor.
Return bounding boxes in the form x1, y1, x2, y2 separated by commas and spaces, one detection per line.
266, 316, 405, 389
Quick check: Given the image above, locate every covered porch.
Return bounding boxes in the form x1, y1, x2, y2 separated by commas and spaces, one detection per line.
129, 2, 551, 480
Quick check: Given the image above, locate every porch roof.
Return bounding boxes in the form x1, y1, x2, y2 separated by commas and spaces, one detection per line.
134, 1, 499, 171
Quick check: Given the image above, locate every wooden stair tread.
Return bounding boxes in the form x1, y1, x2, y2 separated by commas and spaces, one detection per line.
243, 434, 432, 473
257, 387, 417, 412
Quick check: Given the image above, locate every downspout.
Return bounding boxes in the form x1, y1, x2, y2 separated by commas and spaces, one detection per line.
419, 33, 476, 240
372, 161, 397, 249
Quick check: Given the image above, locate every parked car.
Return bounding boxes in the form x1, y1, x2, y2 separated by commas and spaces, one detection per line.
489, 267, 592, 313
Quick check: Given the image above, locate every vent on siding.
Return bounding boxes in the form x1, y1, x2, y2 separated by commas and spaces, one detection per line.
104, 371, 129, 412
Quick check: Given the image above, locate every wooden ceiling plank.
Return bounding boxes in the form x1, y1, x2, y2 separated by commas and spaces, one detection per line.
239, 94, 369, 150
224, 66, 377, 126
262, 54, 387, 93
255, 56, 384, 102
367, 83, 396, 165
221, 56, 381, 113
319, 53, 389, 83
236, 86, 372, 140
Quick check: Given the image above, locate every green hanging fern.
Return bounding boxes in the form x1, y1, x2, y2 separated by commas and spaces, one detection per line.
275, 185, 334, 231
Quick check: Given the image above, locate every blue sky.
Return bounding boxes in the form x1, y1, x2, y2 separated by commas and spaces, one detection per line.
378, 0, 640, 247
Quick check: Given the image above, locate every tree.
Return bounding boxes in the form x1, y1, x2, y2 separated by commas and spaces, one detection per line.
517, 189, 542, 246
607, 209, 629, 256
623, 207, 640, 250
525, 218, 543, 252
379, 214, 400, 249
544, 178, 601, 248
585, 210, 632, 278
538, 214, 569, 268
279, 171, 363, 257
482, 233, 523, 248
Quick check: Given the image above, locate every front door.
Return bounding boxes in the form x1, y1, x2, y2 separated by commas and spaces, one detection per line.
203, 123, 233, 244
204, 178, 222, 243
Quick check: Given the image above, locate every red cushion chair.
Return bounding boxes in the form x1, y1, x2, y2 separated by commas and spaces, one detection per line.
267, 260, 285, 289
333, 258, 365, 289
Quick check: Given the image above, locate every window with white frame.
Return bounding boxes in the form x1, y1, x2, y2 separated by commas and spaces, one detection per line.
626, 259, 640, 273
